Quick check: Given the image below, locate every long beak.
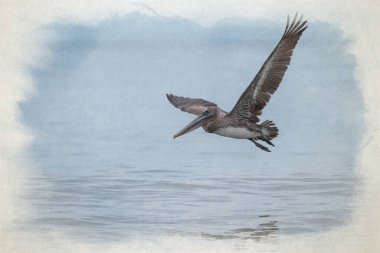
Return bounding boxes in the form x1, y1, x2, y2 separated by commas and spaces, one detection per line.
173, 111, 213, 139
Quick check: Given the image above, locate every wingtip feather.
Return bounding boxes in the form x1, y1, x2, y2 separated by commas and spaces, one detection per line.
166, 93, 176, 106
283, 14, 308, 38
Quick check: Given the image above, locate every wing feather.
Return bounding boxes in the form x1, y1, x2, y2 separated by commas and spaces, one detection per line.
166, 94, 217, 115
229, 14, 307, 122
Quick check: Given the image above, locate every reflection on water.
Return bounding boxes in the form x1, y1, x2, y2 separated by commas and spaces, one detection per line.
201, 220, 278, 241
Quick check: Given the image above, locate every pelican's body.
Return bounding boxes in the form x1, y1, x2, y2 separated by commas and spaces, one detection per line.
167, 15, 307, 152
202, 111, 260, 139
214, 126, 260, 139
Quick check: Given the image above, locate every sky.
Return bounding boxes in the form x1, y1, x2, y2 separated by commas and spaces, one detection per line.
21, 13, 362, 175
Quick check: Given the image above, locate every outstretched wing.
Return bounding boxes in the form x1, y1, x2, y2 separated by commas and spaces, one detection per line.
166, 94, 217, 115
229, 14, 307, 123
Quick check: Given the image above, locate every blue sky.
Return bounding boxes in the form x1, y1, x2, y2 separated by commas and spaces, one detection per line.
22, 13, 363, 174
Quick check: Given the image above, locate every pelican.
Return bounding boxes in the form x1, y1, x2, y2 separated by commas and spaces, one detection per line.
166, 15, 307, 152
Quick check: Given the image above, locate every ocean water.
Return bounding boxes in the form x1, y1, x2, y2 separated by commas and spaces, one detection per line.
19, 13, 363, 242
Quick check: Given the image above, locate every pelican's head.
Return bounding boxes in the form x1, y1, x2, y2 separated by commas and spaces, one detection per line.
173, 109, 216, 139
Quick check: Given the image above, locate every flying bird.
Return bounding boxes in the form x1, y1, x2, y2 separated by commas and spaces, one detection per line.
166, 15, 307, 152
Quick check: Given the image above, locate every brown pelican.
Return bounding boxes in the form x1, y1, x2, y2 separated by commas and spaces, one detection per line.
166, 15, 307, 152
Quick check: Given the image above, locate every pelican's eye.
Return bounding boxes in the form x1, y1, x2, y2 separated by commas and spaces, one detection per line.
202, 110, 211, 116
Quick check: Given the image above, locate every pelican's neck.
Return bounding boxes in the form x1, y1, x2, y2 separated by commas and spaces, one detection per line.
202, 107, 226, 133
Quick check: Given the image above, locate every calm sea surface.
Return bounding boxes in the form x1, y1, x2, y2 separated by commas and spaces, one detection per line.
23, 162, 356, 241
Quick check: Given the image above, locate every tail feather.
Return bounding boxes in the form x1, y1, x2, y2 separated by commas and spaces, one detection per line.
260, 120, 278, 141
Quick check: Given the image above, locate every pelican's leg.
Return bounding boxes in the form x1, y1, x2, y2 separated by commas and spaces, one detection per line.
262, 138, 275, 147
248, 138, 271, 152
